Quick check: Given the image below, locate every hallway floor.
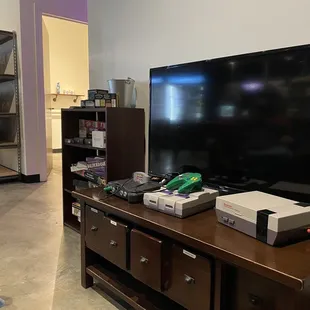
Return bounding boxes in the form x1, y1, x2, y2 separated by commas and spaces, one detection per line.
0, 154, 121, 310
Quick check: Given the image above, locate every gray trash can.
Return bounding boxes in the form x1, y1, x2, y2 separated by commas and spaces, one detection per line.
108, 78, 136, 108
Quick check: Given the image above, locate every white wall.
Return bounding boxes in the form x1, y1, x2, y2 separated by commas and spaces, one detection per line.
88, 0, 310, 170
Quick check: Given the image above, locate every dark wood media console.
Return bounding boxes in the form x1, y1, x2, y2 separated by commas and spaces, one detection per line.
74, 188, 310, 310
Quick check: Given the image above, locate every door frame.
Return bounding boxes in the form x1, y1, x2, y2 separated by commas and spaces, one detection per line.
34, 3, 87, 181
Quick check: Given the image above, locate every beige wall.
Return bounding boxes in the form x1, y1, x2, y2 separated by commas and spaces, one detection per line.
42, 15, 89, 150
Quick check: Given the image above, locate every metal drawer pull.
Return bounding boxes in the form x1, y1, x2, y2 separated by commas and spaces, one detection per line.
110, 240, 118, 247
184, 274, 195, 284
91, 226, 98, 232
249, 294, 261, 306
140, 256, 149, 264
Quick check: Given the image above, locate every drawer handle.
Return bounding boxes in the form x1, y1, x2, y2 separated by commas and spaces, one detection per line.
110, 240, 118, 247
91, 226, 98, 232
184, 274, 195, 285
249, 294, 261, 306
140, 256, 149, 264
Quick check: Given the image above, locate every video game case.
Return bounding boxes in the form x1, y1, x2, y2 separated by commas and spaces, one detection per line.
84, 170, 106, 186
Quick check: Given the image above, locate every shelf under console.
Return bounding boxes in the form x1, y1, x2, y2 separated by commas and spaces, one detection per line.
86, 262, 184, 310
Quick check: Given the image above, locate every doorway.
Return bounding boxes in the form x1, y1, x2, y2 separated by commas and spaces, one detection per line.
42, 15, 89, 176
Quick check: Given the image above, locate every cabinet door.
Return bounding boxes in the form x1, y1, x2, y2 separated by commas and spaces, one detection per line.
130, 229, 163, 291
167, 245, 212, 310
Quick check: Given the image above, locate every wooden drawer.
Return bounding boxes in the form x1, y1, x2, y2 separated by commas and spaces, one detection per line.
167, 245, 211, 310
85, 206, 105, 254
130, 229, 167, 291
101, 216, 129, 270
232, 268, 296, 310
85, 206, 129, 270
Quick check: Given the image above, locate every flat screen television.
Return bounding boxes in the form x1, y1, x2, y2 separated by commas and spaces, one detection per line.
149, 44, 310, 201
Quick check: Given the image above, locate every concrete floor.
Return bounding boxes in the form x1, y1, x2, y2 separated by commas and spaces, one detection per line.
0, 154, 122, 310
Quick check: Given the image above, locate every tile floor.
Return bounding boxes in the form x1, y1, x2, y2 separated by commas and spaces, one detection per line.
0, 154, 122, 310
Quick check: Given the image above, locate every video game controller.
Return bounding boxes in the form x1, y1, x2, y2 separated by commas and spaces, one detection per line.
166, 173, 202, 194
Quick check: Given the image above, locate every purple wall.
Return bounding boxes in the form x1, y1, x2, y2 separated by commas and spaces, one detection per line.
19, 0, 87, 179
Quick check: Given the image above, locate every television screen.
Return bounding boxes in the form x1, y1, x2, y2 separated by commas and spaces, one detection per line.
149, 45, 310, 200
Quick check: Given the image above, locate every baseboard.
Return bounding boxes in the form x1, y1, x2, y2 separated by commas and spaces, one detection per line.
53, 149, 62, 153
21, 174, 40, 183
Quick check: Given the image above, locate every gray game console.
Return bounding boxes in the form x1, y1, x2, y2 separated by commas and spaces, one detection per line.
144, 187, 219, 218
216, 191, 310, 246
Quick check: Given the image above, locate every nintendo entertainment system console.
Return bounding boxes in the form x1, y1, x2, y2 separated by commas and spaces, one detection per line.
216, 191, 310, 246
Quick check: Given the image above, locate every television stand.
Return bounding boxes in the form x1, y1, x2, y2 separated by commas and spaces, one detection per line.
74, 187, 310, 310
